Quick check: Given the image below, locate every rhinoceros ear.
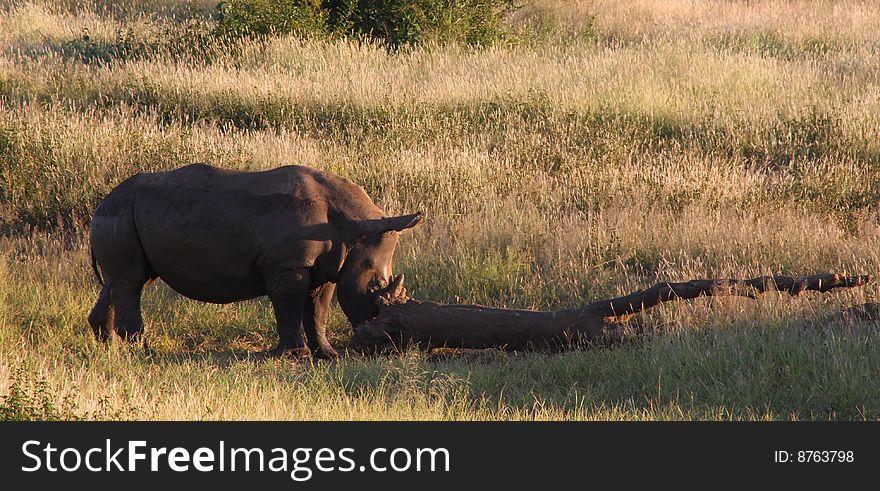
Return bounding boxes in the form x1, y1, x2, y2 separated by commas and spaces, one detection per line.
355, 212, 423, 236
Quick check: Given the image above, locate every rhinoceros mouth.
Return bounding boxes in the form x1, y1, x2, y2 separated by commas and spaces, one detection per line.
351, 274, 408, 335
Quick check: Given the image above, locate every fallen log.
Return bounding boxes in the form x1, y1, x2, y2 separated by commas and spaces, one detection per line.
349, 272, 873, 352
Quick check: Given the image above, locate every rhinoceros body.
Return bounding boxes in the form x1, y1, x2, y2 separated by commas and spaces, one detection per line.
88, 163, 421, 358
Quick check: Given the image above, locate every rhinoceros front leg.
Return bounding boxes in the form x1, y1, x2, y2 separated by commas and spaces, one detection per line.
267, 268, 312, 359
303, 283, 339, 359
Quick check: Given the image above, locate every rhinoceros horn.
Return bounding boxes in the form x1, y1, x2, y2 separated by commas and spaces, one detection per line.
354, 212, 423, 235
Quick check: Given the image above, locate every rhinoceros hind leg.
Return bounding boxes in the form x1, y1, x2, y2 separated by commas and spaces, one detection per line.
91, 203, 154, 346
110, 282, 146, 343
88, 284, 114, 342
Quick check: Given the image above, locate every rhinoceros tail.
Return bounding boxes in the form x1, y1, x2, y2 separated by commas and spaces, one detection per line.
90, 248, 104, 286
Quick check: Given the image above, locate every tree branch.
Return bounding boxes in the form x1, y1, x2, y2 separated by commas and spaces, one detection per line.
350, 272, 873, 352
589, 273, 873, 320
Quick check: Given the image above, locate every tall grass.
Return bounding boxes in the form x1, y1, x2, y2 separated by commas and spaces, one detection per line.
1, 0, 879, 420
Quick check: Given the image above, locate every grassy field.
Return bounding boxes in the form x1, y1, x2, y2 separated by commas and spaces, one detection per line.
1, 0, 879, 420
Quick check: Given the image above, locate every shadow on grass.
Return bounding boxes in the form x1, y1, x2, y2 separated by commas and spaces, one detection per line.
149, 347, 276, 367
93, 307, 880, 420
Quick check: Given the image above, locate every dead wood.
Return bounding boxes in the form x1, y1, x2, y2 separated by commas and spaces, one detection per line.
349, 272, 872, 352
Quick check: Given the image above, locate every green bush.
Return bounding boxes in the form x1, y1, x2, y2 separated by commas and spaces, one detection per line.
214, 0, 516, 47
0, 365, 144, 421
214, 0, 329, 39
325, 0, 515, 46
0, 366, 77, 421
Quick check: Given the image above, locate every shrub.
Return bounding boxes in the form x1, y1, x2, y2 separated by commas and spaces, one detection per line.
0, 366, 78, 421
214, 0, 329, 39
214, 0, 516, 46
0, 365, 144, 421
325, 0, 515, 46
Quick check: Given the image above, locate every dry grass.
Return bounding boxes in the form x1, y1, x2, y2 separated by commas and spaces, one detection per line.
1, 0, 879, 420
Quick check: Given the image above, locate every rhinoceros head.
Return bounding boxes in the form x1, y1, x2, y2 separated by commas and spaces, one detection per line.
336, 212, 423, 327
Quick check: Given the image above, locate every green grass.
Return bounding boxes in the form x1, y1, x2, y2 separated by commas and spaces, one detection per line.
1, 0, 879, 420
